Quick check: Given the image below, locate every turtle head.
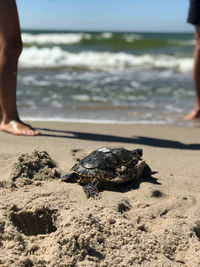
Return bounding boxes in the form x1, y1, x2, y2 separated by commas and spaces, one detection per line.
133, 148, 143, 158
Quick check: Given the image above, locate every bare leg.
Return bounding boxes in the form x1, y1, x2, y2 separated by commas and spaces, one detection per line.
0, 0, 39, 135
184, 26, 200, 120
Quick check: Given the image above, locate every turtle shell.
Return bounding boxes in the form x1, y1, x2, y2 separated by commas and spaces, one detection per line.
71, 147, 142, 181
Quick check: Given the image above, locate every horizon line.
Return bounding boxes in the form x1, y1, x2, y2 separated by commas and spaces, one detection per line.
21, 27, 194, 34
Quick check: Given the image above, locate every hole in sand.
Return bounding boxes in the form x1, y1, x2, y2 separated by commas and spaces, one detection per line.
193, 221, 200, 240
151, 190, 163, 198
137, 225, 148, 232
117, 199, 131, 213
22, 259, 33, 267
10, 208, 57, 236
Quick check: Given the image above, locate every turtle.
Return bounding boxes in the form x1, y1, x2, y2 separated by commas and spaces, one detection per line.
61, 147, 151, 197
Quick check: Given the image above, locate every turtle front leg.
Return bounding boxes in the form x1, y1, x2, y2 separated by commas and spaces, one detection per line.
83, 179, 101, 198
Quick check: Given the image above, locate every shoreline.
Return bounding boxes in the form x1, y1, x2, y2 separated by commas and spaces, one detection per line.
0, 121, 200, 265
20, 117, 197, 127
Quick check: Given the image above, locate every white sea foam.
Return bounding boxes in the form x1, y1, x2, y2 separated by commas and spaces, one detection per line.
169, 39, 195, 46
71, 95, 91, 102
100, 32, 113, 39
130, 81, 141, 88
21, 116, 167, 125
123, 34, 142, 42
51, 100, 63, 108
22, 77, 51, 86
19, 46, 193, 73
22, 33, 91, 45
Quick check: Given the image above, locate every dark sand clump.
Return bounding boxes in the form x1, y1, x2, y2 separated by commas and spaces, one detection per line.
10, 150, 60, 187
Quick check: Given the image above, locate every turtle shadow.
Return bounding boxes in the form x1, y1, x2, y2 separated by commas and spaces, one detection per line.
103, 173, 160, 194
62, 171, 160, 197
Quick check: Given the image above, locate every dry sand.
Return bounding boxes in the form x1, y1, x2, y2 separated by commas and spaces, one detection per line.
0, 121, 200, 266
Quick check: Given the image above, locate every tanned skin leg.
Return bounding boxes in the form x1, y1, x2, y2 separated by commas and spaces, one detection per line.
184, 25, 200, 120
0, 0, 39, 135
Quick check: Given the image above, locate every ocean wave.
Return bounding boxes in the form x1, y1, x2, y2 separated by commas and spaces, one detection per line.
22, 32, 194, 51
123, 34, 142, 42
21, 32, 115, 45
22, 33, 92, 45
169, 39, 195, 46
21, 116, 168, 125
19, 46, 193, 72
98, 32, 113, 39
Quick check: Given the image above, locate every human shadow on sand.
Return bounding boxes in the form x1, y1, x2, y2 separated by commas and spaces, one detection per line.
36, 127, 200, 150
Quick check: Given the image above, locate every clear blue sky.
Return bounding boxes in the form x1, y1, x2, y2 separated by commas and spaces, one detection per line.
16, 0, 193, 32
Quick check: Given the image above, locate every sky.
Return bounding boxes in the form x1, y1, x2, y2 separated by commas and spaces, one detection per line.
16, 0, 193, 33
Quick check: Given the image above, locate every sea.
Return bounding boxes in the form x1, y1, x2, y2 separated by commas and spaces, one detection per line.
18, 30, 196, 126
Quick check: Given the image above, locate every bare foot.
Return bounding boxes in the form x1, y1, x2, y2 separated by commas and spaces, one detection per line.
184, 109, 200, 120
0, 120, 39, 136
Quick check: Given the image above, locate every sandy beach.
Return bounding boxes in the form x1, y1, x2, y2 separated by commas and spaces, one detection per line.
0, 121, 200, 266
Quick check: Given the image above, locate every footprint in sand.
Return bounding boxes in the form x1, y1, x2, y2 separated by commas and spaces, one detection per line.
10, 207, 57, 236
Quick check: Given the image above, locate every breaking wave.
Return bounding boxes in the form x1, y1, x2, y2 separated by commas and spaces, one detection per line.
21, 32, 115, 45
22, 33, 92, 45
19, 46, 193, 73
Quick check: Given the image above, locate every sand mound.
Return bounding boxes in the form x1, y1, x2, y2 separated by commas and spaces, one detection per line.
10, 150, 60, 187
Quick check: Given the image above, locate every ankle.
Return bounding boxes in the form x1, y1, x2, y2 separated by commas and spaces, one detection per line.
1, 117, 20, 124
1, 112, 20, 124
194, 106, 200, 112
